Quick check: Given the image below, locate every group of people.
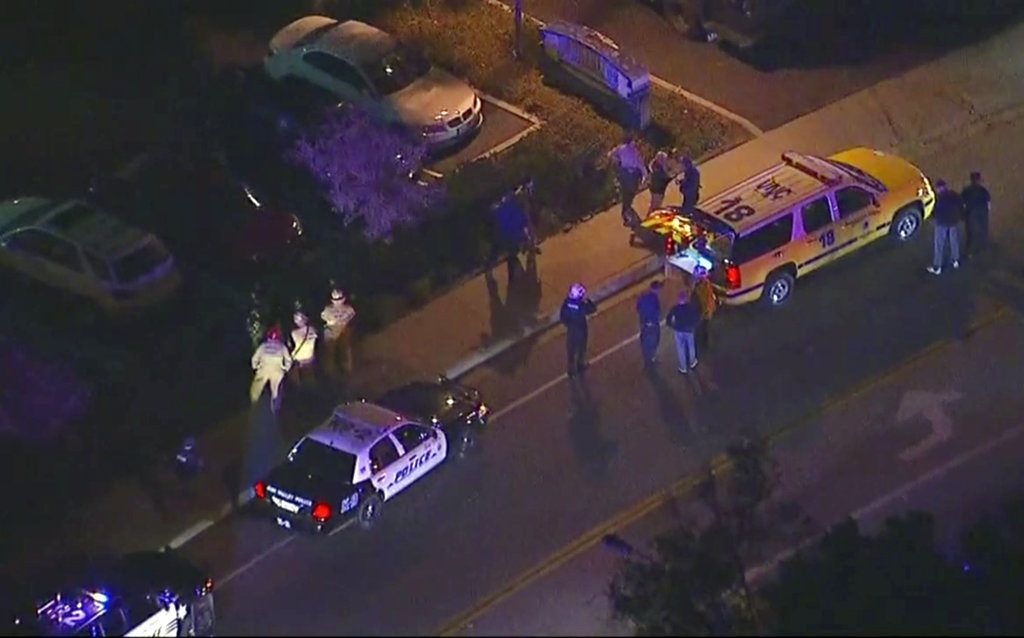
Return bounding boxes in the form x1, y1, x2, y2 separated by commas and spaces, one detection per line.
558, 265, 717, 379
608, 132, 701, 227
248, 286, 357, 414
927, 171, 991, 275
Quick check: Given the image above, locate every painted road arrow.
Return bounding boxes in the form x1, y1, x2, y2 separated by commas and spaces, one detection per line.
897, 390, 963, 461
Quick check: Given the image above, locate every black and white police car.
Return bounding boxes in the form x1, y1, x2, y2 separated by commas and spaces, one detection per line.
5, 551, 215, 637
254, 377, 487, 533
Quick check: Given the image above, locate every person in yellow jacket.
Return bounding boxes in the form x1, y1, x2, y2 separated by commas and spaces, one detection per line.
250, 325, 292, 414
692, 265, 717, 351
289, 310, 318, 387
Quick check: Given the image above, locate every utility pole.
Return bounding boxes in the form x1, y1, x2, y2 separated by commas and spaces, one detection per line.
513, 0, 523, 59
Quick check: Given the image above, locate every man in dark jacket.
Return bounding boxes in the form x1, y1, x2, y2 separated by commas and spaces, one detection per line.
677, 155, 701, 214
665, 290, 701, 374
927, 179, 964, 275
960, 171, 991, 257
636, 280, 663, 366
560, 283, 597, 377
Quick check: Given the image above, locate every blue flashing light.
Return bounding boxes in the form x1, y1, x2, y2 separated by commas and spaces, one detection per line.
87, 591, 109, 605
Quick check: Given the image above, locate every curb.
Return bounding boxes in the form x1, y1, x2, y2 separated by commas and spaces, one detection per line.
160, 252, 662, 553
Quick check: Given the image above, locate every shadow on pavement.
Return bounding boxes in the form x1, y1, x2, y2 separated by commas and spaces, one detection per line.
484, 253, 544, 375
567, 376, 619, 480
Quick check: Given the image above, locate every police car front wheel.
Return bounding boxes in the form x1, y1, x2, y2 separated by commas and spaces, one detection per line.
358, 494, 383, 527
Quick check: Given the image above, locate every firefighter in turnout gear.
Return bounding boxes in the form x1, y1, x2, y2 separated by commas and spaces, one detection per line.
321, 288, 356, 377
560, 283, 597, 377
251, 325, 292, 414
289, 309, 318, 386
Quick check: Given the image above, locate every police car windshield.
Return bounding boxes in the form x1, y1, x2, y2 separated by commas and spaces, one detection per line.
290, 439, 357, 483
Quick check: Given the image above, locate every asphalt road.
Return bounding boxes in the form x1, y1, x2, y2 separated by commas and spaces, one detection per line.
174, 101, 1024, 634
178, 230, 1015, 635
502, 0, 1024, 131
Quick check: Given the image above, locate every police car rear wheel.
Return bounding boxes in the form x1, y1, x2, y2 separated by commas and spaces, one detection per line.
762, 270, 794, 307
358, 494, 382, 527
891, 206, 922, 242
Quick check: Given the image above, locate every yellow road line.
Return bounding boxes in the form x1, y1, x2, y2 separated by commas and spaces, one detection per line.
436, 305, 1014, 635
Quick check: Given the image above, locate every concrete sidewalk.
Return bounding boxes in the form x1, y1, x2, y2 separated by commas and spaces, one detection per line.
10, 14, 1024, 589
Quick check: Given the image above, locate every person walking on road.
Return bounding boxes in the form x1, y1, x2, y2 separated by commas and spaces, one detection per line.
289, 309, 318, 387
961, 171, 991, 257
665, 290, 700, 374
677, 154, 701, 214
251, 325, 292, 414
609, 133, 647, 227
692, 265, 717, 351
636, 279, 663, 366
560, 283, 597, 377
647, 151, 673, 214
927, 179, 964, 275
321, 287, 356, 377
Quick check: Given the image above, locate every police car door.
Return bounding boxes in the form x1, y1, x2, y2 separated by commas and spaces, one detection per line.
391, 423, 447, 493
368, 436, 403, 501
830, 186, 877, 260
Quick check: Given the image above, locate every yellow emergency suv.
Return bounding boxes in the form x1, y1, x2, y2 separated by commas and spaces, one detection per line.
642, 148, 936, 307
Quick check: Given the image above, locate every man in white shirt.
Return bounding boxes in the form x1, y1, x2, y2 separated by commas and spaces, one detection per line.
321, 288, 356, 377
609, 133, 647, 227
250, 326, 293, 414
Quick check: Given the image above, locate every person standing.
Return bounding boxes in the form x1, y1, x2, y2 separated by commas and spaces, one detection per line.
926, 179, 964, 275
289, 309, 318, 386
609, 133, 647, 227
250, 325, 292, 414
665, 290, 700, 374
960, 171, 991, 257
677, 155, 701, 214
692, 265, 717, 351
636, 279, 663, 366
647, 151, 673, 214
321, 288, 356, 377
560, 283, 597, 377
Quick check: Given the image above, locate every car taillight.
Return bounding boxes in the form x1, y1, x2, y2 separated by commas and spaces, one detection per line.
254, 481, 266, 500
664, 237, 676, 255
311, 502, 331, 522
725, 264, 741, 290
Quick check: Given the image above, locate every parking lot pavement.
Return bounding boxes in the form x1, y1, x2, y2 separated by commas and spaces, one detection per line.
426, 95, 541, 176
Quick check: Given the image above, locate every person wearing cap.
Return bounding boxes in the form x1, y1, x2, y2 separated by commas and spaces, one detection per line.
636, 279, 663, 366
665, 289, 700, 374
609, 132, 647, 227
960, 171, 990, 257
289, 310, 318, 386
560, 282, 597, 377
250, 325, 293, 414
321, 288, 356, 377
691, 265, 717, 351
927, 179, 964, 275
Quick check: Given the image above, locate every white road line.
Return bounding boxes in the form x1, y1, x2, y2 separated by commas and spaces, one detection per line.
167, 519, 216, 550
328, 518, 357, 537
490, 330, 641, 422
746, 424, 1024, 583
219, 535, 296, 588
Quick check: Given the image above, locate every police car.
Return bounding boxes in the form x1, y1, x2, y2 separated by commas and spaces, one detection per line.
376, 375, 489, 457
643, 148, 936, 307
6, 551, 214, 637
254, 380, 486, 533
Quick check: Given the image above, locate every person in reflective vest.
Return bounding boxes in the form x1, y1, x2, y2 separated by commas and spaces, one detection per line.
289, 310, 318, 386
251, 325, 292, 414
321, 288, 356, 377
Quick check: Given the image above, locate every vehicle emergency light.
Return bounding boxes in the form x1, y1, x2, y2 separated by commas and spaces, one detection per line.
254, 481, 266, 500
664, 236, 676, 255
311, 502, 331, 523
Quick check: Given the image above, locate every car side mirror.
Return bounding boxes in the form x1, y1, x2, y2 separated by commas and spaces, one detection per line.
871, 195, 880, 208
